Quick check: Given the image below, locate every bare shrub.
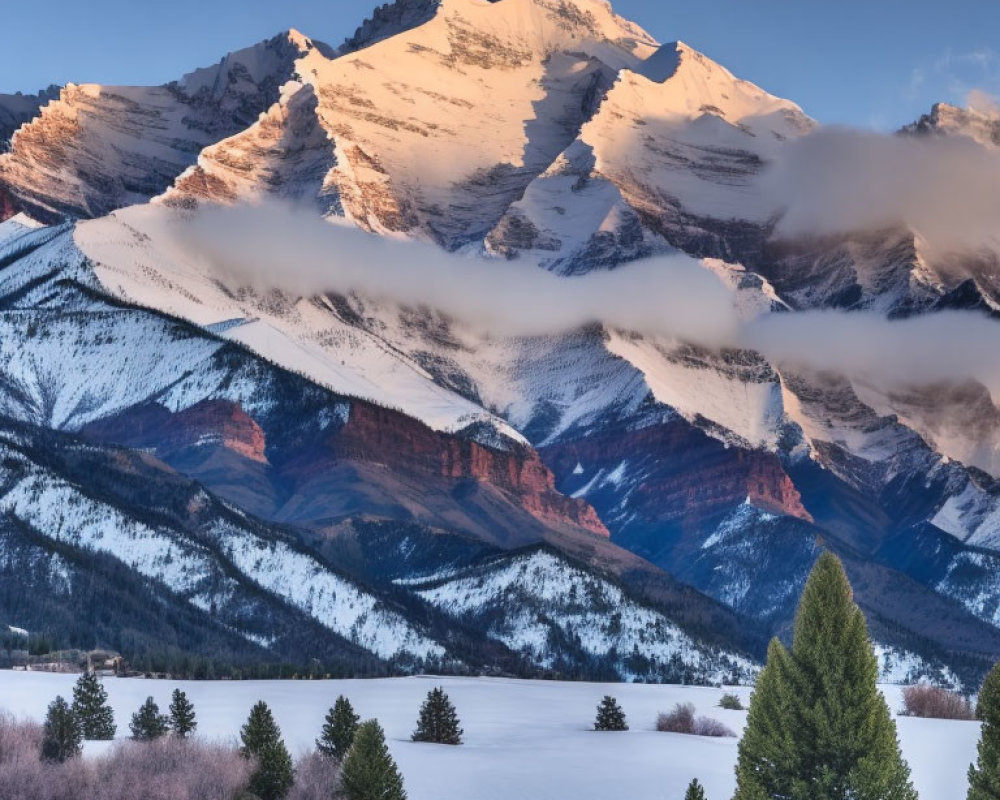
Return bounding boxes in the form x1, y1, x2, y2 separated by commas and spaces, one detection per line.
655, 704, 736, 737
656, 703, 695, 734
288, 750, 342, 800
95, 736, 253, 800
0, 712, 42, 764
692, 716, 736, 737
901, 684, 974, 720
0, 713, 252, 800
0, 714, 94, 800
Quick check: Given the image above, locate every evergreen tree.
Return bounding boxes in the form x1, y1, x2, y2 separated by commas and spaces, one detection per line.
593, 695, 628, 731
240, 700, 294, 800
341, 719, 407, 800
411, 687, 463, 745
71, 669, 116, 740
40, 695, 82, 763
169, 688, 197, 738
317, 694, 360, 759
684, 778, 707, 800
969, 660, 1000, 799
130, 696, 170, 741
734, 551, 916, 800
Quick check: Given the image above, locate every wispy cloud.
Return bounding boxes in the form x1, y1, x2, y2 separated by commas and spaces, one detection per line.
759, 126, 1000, 252
906, 46, 1000, 108
171, 201, 1000, 396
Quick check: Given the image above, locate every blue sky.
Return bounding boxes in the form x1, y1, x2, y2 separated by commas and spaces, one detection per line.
3, 0, 999, 130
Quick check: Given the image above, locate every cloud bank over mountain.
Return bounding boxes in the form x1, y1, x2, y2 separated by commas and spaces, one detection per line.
176, 201, 1000, 395
761, 125, 1000, 253
178, 201, 741, 347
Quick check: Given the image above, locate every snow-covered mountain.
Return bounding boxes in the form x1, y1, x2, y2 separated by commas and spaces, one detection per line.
3, 0, 1000, 687
0, 31, 332, 221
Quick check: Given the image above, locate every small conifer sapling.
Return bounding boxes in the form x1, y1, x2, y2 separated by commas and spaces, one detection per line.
342, 719, 407, 800
71, 670, 116, 740
130, 696, 170, 741
241, 700, 294, 800
40, 695, 82, 762
318, 694, 360, 759
411, 687, 463, 745
594, 695, 628, 731
169, 688, 197, 738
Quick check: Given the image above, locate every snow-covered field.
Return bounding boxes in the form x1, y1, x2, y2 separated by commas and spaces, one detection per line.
0, 672, 979, 800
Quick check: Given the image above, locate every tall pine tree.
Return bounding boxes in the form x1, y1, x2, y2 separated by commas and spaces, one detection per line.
71, 670, 116, 740
593, 695, 628, 731
40, 696, 82, 763
341, 719, 407, 800
734, 551, 916, 800
969, 660, 1000, 799
169, 688, 197, 738
240, 700, 294, 800
684, 778, 706, 800
318, 695, 360, 759
130, 696, 170, 741
411, 687, 463, 745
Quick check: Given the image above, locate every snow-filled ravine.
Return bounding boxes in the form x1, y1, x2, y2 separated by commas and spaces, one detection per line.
0, 673, 979, 800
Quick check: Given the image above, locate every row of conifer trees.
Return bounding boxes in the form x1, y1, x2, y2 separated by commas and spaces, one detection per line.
37, 680, 466, 800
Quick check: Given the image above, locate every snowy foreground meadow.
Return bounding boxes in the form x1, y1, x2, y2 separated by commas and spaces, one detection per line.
0, 672, 978, 800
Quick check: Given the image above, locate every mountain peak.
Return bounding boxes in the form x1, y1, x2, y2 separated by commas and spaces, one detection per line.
903, 100, 1000, 149
342, 0, 657, 62
341, 0, 444, 53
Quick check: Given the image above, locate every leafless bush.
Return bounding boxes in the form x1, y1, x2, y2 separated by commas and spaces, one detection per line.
287, 750, 342, 800
655, 704, 735, 737
0, 714, 253, 800
692, 716, 736, 737
656, 703, 695, 733
0, 714, 93, 800
901, 684, 974, 720
0, 712, 42, 764
95, 737, 254, 800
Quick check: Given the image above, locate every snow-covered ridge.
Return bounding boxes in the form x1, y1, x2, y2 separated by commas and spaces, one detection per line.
408, 547, 755, 682
0, 442, 444, 661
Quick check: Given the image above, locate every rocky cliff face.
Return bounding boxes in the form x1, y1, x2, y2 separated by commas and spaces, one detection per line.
81, 394, 608, 542
84, 400, 269, 464
335, 401, 609, 536
543, 417, 810, 539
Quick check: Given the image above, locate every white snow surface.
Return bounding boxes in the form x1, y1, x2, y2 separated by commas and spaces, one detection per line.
0, 672, 979, 800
